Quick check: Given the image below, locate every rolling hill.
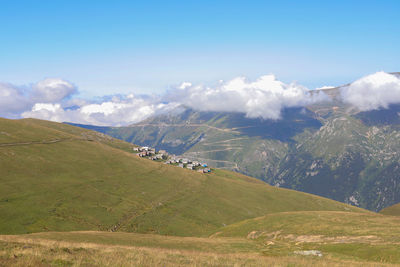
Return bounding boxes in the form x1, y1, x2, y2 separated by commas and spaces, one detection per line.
0, 117, 364, 237
3, 117, 400, 265
211, 210, 400, 263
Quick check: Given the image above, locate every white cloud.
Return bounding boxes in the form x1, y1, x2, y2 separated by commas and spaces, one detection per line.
178, 82, 192, 89
0, 78, 77, 118
168, 74, 327, 120
24, 103, 68, 123
316, 85, 334, 90
5, 74, 329, 125
340, 72, 400, 111
81, 102, 126, 116
22, 94, 180, 126
32, 78, 76, 103
32, 103, 61, 113
10, 72, 400, 126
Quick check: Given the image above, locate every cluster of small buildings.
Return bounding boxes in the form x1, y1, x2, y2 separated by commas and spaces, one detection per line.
165, 157, 211, 173
133, 146, 168, 160
133, 146, 211, 173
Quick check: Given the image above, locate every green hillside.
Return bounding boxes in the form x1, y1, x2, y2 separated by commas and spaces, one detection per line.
3, 212, 400, 265
0, 118, 364, 237
212, 210, 400, 263
3, 117, 400, 265
380, 202, 400, 216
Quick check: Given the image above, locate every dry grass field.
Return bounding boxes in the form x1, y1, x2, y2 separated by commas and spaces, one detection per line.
0, 231, 396, 267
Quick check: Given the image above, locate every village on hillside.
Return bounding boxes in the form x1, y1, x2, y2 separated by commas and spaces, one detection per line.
133, 146, 211, 173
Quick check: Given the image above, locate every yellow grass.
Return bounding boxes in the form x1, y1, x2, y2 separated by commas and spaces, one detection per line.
0, 232, 396, 267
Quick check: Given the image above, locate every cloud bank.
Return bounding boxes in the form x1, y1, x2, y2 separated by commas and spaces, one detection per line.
0, 74, 328, 126
22, 95, 180, 126
6, 71, 400, 126
167, 74, 326, 120
340, 72, 400, 111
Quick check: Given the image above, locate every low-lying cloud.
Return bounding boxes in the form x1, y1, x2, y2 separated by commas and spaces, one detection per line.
340, 72, 400, 111
1, 74, 328, 126
22, 95, 179, 126
167, 74, 326, 120
7, 72, 400, 126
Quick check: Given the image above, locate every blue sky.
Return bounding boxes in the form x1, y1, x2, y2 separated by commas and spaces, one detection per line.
1, 0, 399, 98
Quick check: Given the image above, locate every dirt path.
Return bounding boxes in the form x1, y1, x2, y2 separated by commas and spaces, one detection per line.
0, 139, 64, 147
185, 147, 242, 154
202, 137, 248, 146
130, 123, 240, 134
0, 138, 88, 148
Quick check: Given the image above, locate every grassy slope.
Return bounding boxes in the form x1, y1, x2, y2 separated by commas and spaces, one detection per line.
0, 231, 394, 266
380, 203, 400, 216
2, 117, 400, 265
0, 117, 364, 237
212, 211, 400, 263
